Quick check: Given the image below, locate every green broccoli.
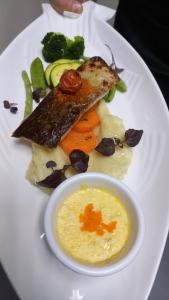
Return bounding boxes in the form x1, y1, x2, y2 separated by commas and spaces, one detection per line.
41, 32, 85, 62
41, 32, 54, 45
64, 36, 85, 59
41, 33, 67, 63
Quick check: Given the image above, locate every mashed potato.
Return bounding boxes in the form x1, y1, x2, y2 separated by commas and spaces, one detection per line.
55, 186, 130, 265
26, 101, 132, 188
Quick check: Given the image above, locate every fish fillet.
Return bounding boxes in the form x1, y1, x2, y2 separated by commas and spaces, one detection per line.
13, 57, 119, 148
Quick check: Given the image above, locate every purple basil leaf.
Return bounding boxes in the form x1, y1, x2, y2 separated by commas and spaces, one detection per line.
46, 160, 57, 169
69, 149, 88, 163
37, 170, 66, 188
3, 100, 18, 110
32, 88, 47, 103
10, 106, 18, 114
3, 100, 10, 109
125, 129, 143, 147
95, 138, 115, 156
69, 149, 89, 173
105, 44, 124, 73
32, 88, 42, 103
73, 160, 88, 173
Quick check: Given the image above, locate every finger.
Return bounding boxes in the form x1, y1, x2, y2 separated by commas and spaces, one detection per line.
50, 0, 83, 14
66, 0, 83, 14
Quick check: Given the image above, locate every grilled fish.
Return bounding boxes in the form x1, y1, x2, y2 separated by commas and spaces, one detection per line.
13, 57, 119, 148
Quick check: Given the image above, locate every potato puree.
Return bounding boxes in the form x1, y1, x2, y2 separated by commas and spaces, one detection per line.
54, 186, 130, 265
26, 101, 132, 188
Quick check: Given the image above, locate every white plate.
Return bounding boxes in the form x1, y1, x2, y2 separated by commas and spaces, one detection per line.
0, 2, 169, 300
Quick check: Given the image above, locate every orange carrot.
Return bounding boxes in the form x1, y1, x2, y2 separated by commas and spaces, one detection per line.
60, 130, 97, 154
73, 109, 100, 133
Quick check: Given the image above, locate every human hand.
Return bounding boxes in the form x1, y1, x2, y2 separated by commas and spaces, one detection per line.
49, 0, 84, 15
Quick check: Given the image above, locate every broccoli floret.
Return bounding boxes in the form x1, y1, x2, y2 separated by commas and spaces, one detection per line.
64, 36, 85, 59
41, 32, 54, 45
42, 46, 62, 63
41, 33, 85, 62
42, 33, 67, 63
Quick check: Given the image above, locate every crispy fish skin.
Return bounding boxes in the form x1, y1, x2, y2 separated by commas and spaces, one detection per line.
13, 57, 119, 148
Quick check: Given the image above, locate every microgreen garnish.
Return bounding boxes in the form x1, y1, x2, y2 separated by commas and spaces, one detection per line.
37, 169, 67, 189
3, 100, 10, 109
95, 129, 143, 156
125, 129, 143, 147
37, 129, 143, 188
37, 149, 89, 188
46, 160, 57, 170
10, 107, 18, 114
3, 100, 18, 113
105, 44, 124, 74
69, 149, 89, 173
102, 45, 127, 103
32, 88, 48, 103
95, 138, 115, 156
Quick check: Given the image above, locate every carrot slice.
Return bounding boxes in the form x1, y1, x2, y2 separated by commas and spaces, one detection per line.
73, 109, 100, 133
60, 130, 97, 154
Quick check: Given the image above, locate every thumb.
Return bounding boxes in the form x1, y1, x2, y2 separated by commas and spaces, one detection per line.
50, 0, 83, 15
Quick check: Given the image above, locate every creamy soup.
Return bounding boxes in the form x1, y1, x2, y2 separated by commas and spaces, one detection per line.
54, 186, 130, 265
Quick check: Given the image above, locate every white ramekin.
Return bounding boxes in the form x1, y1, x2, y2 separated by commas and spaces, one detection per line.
44, 173, 144, 276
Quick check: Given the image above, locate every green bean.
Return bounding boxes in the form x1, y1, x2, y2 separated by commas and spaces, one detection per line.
30, 57, 47, 90
22, 70, 33, 118
116, 79, 127, 92
104, 85, 116, 103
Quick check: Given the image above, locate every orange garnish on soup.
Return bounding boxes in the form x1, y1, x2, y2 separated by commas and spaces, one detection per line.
79, 203, 117, 236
